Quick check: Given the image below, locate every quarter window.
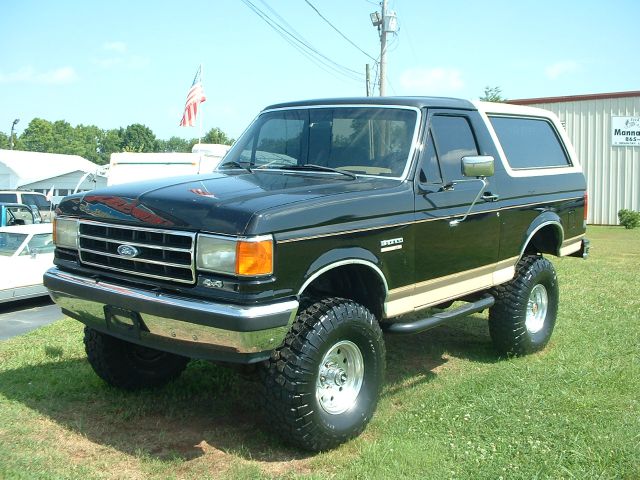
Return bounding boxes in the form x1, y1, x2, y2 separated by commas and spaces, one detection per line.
489, 116, 570, 169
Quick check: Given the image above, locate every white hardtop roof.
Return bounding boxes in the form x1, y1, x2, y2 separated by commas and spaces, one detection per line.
472, 100, 560, 119
0, 223, 52, 234
0, 149, 104, 187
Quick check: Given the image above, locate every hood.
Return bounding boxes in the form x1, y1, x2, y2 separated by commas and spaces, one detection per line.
57, 171, 402, 235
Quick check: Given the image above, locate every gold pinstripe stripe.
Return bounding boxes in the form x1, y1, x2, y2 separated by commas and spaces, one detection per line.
277, 196, 583, 244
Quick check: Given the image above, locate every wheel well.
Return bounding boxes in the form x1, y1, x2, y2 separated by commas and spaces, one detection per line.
300, 264, 386, 320
523, 224, 562, 257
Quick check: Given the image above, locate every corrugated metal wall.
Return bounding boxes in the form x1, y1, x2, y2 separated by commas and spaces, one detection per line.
530, 97, 640, 225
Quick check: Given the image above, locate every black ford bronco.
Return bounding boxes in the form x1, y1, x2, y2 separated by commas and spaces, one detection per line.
45, 97, 589, 451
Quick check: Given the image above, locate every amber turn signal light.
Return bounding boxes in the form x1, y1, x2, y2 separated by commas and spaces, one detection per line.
236, 239, 273, 276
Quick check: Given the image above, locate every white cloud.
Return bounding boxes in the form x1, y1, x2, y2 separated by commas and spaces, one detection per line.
0, 66, 78, 84
94, 42, 149, 70
545, 61, 580, 80
93, 57, 123, 69
103, 41, 127, 53
399, 67, 464, 94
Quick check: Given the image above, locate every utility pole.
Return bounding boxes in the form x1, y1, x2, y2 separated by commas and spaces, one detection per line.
9, 119, 19, 150
379, 0, 388, 97
370, 1, 397, 96
365, 64, 371, 96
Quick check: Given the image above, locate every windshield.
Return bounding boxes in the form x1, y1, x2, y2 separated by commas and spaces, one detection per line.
22, 233, 54, 256
223, 107, 418, 178
0, 233, 27, 256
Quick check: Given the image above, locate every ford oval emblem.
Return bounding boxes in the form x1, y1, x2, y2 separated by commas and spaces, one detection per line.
117, 244, 140, 258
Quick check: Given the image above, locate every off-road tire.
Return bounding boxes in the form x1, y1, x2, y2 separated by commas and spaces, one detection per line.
489, 255, 559, 356
84, 327, 189, 390
261, 297, 386, 451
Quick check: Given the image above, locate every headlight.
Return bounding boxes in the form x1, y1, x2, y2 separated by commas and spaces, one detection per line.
53, 217, 79, 249
196, 235, 237, 274
196, 234, 273, 276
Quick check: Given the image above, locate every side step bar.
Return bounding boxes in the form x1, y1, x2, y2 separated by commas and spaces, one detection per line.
382, 294, 495, 335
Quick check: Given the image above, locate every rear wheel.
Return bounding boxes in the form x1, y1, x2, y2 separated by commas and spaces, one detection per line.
84, 327, 189, 390
261, 297, 386, 451
489, 255, 559, 356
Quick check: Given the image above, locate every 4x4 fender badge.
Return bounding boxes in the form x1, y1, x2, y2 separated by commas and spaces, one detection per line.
381, 237, 403, 252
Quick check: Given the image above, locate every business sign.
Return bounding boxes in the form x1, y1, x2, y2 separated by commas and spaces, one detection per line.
612, 116, 640, 146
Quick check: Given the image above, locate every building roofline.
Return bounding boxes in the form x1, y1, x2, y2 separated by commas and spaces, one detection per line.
508, 90, 640, 105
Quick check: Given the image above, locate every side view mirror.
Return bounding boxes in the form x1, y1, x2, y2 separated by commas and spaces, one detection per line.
462, 155, 495, 178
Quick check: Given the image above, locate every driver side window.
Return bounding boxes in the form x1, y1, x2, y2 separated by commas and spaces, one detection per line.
421, 115, 479, 184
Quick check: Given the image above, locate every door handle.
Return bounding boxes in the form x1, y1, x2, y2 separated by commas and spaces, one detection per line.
482, 192, 499, 202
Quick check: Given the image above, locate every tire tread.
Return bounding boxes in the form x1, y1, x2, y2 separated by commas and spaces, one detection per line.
261, 297, 385, 451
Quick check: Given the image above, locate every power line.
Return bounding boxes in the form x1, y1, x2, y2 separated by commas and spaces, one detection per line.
253, 0, 365, 79
240, 0, 364, 82
303, 0, 377, 62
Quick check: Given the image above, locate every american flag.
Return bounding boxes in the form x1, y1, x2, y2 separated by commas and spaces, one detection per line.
179, 66, 206, 127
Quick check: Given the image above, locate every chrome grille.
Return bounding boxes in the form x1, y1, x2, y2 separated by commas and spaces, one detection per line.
78, 220, 196, 284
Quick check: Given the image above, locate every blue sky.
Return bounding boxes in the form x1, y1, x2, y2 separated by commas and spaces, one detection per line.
1, 0, 637, 141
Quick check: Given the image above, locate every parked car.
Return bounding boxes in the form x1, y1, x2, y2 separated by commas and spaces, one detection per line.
0, 190, 53, 222
0, 203, 43, 227
0, 223, 54, 303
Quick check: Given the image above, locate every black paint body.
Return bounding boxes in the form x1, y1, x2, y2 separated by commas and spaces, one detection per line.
54, 97, 587, 311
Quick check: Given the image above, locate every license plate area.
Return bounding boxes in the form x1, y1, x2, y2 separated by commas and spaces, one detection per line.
104, 305, 147, 340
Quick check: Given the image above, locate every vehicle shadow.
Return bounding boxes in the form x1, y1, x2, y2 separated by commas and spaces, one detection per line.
0, 314, 496, 464
0, 295, 53, 314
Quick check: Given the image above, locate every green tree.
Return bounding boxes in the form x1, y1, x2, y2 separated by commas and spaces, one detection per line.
158, 136, 192, 152
51, 120, 75, 153
97, 128, 124, 164
0, 131, 9, 149
121, 123, 157, 152
480, 86, 506, 102
72, 124, 102, 163
11, 118, 233, 164
202, 127, 234, 145
19, 118, 55, 152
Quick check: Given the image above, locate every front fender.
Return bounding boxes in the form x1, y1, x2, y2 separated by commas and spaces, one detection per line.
298, 247, 388, 297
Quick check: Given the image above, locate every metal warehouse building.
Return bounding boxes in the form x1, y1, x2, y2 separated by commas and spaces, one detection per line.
509, 91, 640, 225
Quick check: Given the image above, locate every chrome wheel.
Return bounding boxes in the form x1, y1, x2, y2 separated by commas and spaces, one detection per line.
316, 340, 364, 415
526, 284, 548, 334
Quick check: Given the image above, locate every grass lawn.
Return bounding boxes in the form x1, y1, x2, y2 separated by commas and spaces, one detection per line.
0, 226, 638, 479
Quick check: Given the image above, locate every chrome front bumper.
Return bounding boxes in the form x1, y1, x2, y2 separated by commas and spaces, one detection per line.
44, 268, 299, 363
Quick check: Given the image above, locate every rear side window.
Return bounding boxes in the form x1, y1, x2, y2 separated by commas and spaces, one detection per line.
489, 116, 570, 169
0, 193, 18, 203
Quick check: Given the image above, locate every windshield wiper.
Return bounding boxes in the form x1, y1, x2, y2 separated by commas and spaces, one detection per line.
219, 160, 253, 173
279, 164, 357, 180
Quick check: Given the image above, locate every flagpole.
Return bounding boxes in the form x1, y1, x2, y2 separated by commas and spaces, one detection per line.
198, 63, 203, 146
197, 63, 204, 173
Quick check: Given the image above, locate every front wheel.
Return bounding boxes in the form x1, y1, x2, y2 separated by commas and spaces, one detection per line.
261, 298, 386, 451
489, 255, 559, 356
